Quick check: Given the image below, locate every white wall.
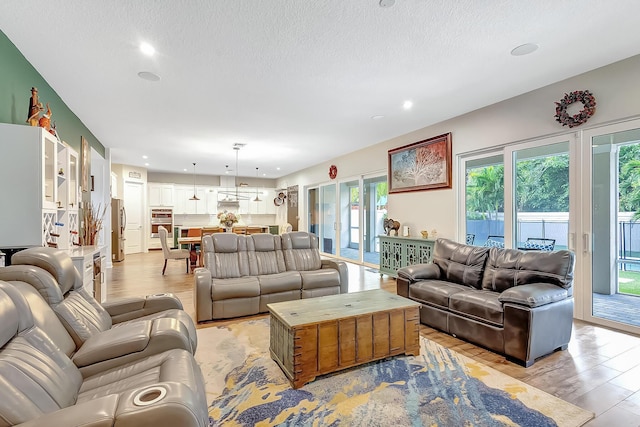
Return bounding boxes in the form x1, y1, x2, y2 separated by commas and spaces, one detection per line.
279, 54, 640, 240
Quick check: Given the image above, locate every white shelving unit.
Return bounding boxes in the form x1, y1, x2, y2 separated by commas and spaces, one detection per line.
0, 123, 79, 249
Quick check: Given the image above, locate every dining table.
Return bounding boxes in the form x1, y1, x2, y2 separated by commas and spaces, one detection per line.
177, 236, 203, 269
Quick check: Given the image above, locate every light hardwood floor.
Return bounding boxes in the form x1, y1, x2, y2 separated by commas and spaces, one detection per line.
108, 251, 640, 426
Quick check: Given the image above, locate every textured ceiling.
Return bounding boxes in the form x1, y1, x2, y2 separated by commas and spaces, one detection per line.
2, 1, 640, 179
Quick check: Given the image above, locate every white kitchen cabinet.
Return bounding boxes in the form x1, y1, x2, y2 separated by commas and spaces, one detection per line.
173, 186, 188, 214
0, 123, 78, 248
204, 188, 217, 214
173, 184, 208, 214
148, 183, 174, 206
185, 187, 206, 214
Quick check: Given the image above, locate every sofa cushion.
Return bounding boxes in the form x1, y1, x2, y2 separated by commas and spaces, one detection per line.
248, 234, 286, 275
408, 280, 469, 309
449, 290, 504, 327
210, 277, 260, 300
432, 238, 490, 289
282, 232, 322, 271
203, 234, 250, 279
258, 272, 302, 294
300, 269, 340, 290
481, 248, 575, 293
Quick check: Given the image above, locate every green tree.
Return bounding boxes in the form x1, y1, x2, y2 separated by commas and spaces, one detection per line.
516, 155, 569, 212
466, 165, 504, 220
619, 144, 640, 215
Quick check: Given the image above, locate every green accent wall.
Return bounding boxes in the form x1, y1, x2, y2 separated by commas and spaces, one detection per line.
0, 30, 104, 157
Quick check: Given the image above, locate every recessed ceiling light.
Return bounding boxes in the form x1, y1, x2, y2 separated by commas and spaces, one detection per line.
142, 155, 148, 159
379, 0, 395, 7
138, 71, 161, 82
371, 115, 385, 120
403, 100, 413, 110
140, 42, 155, 56
277, 167, 281, 171
144, 163, 149, 166
183, 168, 188, 172
510, 43, 538, 56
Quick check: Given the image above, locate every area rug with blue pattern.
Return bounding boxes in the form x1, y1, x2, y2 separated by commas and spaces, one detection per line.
196, 318, 593, 427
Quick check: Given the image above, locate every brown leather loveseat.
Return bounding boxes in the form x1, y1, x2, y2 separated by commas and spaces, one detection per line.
396, 238, 575, 367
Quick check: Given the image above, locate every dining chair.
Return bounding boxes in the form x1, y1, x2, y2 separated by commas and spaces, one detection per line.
232, 226, 247, 235
159, 226, 190, 275
201, 227, 222, 236
245, 226, 264, 235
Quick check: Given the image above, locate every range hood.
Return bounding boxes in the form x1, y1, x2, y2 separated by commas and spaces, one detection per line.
217, 176, 240, 209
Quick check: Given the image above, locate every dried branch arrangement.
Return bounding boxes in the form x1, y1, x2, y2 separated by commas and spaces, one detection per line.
82, 203, 107, 246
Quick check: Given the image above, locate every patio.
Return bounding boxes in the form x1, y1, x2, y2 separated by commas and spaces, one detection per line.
592, 292, 640, 327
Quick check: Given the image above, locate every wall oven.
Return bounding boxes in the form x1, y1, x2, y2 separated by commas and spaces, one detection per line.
150, 208, 173, 237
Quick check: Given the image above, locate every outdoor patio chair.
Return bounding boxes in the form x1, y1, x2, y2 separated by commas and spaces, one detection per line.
466, 233, 475, 245
483, 235, 505, 248
523, 237, 556, 251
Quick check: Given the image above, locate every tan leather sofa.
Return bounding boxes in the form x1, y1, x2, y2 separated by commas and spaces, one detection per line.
396, 238, 575, 367
195, 231, 348, 322
0, 247, 198, 375
0, 282, 208, 426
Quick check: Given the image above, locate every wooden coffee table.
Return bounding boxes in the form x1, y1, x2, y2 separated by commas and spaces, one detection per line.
267, 289, 421, 388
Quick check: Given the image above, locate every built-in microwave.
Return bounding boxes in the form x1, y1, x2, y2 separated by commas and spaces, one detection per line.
150, 208, 173, 237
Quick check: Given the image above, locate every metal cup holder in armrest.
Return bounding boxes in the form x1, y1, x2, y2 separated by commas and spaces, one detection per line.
133, 386, 167, 407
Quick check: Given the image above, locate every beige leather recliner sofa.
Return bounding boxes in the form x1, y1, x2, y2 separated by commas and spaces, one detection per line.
0, 282, 208, 426
0, 247, 198, 375
195, 231, 348, 322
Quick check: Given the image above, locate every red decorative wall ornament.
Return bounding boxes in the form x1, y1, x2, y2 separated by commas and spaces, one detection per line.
329, 164, 338, 180
554, 90, 596, 128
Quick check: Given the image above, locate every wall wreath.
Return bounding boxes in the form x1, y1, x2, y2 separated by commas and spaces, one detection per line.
554, 90, 596, 128
329, 164, 337, 180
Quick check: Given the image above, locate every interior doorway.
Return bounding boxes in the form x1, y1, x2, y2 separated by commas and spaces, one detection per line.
123, 181, 144, 254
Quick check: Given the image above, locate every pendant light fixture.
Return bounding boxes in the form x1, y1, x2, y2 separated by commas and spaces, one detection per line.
234, 145, 240, 201
253, 167, 262, 202
189, 162, 200, 200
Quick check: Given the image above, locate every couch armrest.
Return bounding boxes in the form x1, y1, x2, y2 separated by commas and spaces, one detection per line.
20, 382, 206, 427
104, 294, 184, 324
498, 283, 568, 308
114, 382, 207, 427
72, 318, 192, 377
17, 395, 119, 427
73, 321, 152, 368
397, 263, 440, 282
194, 267, 213, 322
321, 259, 349, 293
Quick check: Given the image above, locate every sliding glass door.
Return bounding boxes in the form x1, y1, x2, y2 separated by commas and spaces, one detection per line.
511, 141, 570, 251
337, 175, 387, 264
339, 180, 360, 262
462, 154, 504, 247
460, 124, 640, 335
583, 120, 640, 333
307, 184, 336, 254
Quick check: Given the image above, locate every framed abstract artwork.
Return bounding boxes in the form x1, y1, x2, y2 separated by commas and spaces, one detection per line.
388, 132, 452, 194
81, 136, 90, 192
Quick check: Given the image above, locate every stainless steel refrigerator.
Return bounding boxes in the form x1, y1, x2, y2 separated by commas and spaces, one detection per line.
111, 198, 126, 262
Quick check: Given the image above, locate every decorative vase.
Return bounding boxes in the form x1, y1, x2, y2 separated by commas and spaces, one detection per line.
225, 220, 234, 228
